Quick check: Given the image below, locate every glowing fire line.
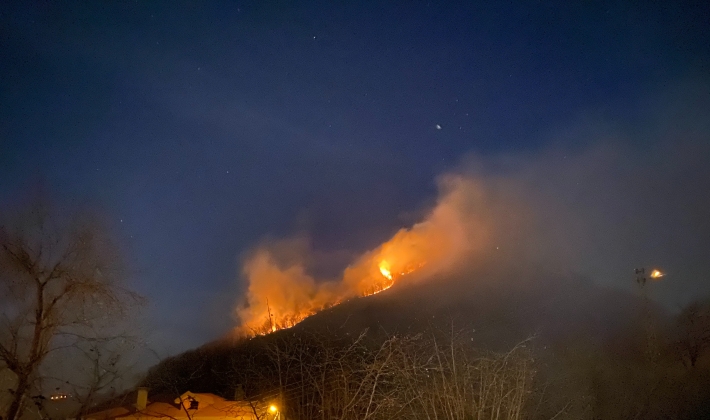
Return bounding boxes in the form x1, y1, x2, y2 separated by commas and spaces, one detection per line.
237, 176, 488, 337
247, 259, 418, 336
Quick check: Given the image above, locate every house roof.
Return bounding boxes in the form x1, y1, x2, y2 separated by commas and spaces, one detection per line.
172, 391, 225, 405
129, 400, 257, 419
87, 391, 260, 420
84, 406, 134, 420
84, 390, 176, 420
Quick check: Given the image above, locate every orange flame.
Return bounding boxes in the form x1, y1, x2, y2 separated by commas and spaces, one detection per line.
235, 176, 484, 336
379, 261, 393, 280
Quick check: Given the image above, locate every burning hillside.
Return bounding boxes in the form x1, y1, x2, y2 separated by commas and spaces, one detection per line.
235, 175, 497, 336
235, 137, 691, 336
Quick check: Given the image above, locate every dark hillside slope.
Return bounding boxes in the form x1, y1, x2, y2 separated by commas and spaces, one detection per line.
298, 267, 654, 353
139, 266, 710, 418
142, 265, 662, 397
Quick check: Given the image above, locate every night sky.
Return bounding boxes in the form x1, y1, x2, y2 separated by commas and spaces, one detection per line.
2, 1, 709, 356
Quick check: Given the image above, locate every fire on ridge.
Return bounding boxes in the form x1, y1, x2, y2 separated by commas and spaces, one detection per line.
247, 258, 423, 337
235, 176, 481, 338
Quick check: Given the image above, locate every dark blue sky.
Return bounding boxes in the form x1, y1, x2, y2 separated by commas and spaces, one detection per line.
2, 1, 709, 355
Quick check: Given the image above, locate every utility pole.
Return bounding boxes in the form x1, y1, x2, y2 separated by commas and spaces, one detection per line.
634, 268, 664, 363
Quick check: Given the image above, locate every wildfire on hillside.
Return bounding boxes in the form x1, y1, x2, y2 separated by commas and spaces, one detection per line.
235, 176, 487, 337
240, 255, 425, 336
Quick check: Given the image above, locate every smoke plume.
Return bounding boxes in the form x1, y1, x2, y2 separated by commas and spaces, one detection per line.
235, 175, 525, 334
235, 81, 710, 335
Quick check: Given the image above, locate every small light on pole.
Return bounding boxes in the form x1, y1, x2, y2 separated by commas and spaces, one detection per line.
633, 267, 666, 362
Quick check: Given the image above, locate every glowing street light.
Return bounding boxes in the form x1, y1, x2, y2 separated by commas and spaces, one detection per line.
634, 267, 665, 286
267, 404, 280, 419
634, 266, 666, 362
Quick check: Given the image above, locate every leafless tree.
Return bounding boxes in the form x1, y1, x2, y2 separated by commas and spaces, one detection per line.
64, 331, 155, 418
675, 299, 710, 368
391, 327, 535, 420
225, 326, 536, 420
0, 199, 144, 420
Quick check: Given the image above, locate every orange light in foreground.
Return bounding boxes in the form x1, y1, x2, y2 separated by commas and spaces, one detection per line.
269, 405, 278, 413
650, 269, 665, 279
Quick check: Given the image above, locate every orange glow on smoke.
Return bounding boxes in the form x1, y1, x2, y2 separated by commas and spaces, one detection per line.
237, 239, 437, 335
235, 176, 485, 337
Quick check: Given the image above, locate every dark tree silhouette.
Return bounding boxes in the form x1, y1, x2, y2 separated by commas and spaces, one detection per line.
676, 300, 710, 368
0, 199, 143, 420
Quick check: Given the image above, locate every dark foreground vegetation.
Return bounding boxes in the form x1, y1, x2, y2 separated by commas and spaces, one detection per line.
0, 199, 145, 420
143, 272, 710, 420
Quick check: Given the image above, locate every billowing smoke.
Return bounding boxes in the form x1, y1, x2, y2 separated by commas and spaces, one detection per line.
235, 81, 710, 335
235, 175, 519, 334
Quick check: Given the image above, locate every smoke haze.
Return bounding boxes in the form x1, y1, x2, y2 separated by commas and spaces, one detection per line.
235, 82, 710, 333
